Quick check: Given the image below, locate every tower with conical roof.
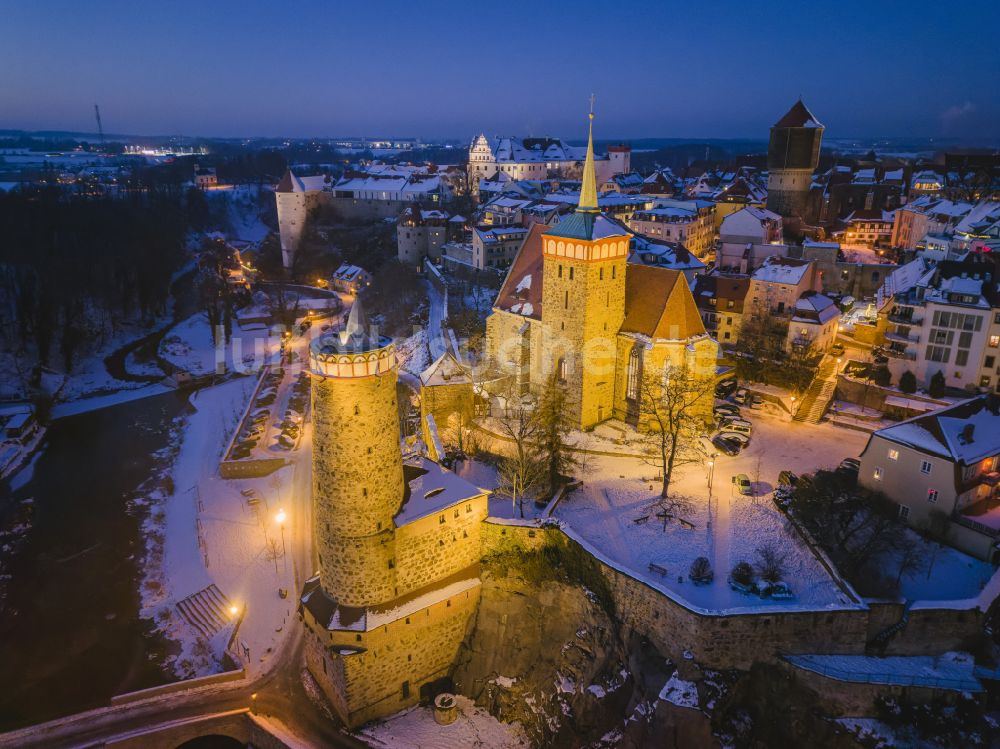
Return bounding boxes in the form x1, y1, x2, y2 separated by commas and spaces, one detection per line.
766, 99, 824, 218
540, 102, 631, 429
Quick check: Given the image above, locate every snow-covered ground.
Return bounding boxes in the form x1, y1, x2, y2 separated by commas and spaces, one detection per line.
159, 312, 283, 376
554, 414, 872, 613
895, 533, 995, 602
139, 378, 304, 679
359, 695, 529, 748
205, 184, 273, 244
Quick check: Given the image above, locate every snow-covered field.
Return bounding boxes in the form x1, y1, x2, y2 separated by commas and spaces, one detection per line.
555, 414, 873, 613
359, 695, 529, 748
139, 378, 302, 679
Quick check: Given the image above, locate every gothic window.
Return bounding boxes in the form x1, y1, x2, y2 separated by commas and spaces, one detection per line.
626, 348, 641, 401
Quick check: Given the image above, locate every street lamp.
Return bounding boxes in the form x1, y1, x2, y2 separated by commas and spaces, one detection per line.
229, 604, 239, 618
276, 508, 287, 571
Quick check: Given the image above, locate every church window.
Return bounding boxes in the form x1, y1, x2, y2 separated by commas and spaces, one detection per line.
626, 348, 641, 401
558, 357, 568, 382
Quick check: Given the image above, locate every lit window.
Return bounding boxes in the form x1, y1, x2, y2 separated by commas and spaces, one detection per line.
873, 467, 883, 481
927, 489, 938, 503
920, 460, 932, 475
991, 336, 1000, 348
888, 449, 899, 461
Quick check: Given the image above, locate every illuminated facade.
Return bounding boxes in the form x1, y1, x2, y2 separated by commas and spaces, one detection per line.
300, 300, 488, 727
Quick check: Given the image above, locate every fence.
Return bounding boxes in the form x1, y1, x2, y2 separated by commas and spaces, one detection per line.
784, 655, 982, 692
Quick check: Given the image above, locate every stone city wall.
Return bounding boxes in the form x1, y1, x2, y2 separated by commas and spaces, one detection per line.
480, 521, 985, 673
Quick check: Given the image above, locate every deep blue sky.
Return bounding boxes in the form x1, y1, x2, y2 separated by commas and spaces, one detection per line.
2, 0, 998, 140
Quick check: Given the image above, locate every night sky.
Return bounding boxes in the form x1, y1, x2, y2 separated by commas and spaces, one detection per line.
2, 0, 998, 140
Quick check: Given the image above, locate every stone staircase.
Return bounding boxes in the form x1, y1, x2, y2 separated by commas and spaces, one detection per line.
176, 584, 233, 639
793, 358, 838, 424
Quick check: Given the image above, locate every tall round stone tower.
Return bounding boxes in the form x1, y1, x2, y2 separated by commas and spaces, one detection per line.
310, 299, 402, 607
766, 99, 824, 219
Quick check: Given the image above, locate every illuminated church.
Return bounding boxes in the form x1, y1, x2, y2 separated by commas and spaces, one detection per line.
484, 110, 719, 430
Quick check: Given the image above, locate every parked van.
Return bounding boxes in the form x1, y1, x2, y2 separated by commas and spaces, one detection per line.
720, 417, 753, 435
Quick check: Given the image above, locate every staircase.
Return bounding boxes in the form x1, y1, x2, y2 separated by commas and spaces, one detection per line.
176, 584, 233, 639
793, 358, 838, 424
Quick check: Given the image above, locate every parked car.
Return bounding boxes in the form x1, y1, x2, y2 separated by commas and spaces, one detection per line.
748, 394, 764, 409
732, 473, 753, 495
698, 435, 719, 457
777, 470, 798, 488
838, 458, 861, 473
830, 342, 845, 356
712, 435, 741, 456
732, 388, 750, 405
718, 431, 750, 448
715, 378, 738, 398
714, 404, 741, 419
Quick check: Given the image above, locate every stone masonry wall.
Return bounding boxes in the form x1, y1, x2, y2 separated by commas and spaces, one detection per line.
481, 521, 985, 674
312, 369, 403, 606
343, 586, 481, 727
394, 496, 488, 597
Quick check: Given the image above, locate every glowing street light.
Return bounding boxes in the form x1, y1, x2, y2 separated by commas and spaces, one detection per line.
276, 508, 287, 571
229, 604, 239, 617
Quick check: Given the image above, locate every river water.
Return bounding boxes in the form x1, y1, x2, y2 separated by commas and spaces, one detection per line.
0, 390, 190, 730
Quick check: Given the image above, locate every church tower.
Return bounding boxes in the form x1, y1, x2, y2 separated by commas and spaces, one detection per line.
310, 299, 402, 606
540, 106, 631, 429
766, 99, 824, 218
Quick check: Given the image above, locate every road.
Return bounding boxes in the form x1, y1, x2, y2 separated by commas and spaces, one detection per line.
425, 278, 449, 361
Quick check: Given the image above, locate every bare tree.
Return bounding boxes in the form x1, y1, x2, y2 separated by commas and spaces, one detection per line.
894, 539, 926, 588
922, 509, 952, 579
639, 363, 716, 498
493, 385, 544, 518
754, 543, 787, 584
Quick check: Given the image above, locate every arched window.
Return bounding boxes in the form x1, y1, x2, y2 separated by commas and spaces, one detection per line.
626, 347, 641, 401
557, 357, 568, 383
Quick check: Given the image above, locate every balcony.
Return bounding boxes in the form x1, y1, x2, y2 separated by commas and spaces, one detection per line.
888, 311, 922, 325
885, 330, 919, 344
884, 346, 916, 360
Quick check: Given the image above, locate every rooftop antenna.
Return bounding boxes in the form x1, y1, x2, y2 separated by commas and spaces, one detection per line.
94, 104, 105, 148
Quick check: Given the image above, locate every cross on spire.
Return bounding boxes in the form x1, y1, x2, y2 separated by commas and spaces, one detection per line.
589, 93, 596, 118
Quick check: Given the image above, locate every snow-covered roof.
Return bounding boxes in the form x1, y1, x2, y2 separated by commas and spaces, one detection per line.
419, 352, 471, 387
396, 456, 487, 525
869, 395, 1000, 465
751, 256, 812, 286
792, 292, 839, 324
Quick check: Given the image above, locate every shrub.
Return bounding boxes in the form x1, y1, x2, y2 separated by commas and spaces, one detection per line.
754, 543, 787, 583
928, 370, 946, 398
873, 366, 892, 387
899, 370, 917, 394
730, 561, 754, 586
689, 556, 713, 584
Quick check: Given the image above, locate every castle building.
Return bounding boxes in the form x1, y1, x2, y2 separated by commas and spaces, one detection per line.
484, 111, 719, 430
468, 134, 629, 198
299, 301, 488, 727
766, 100, 824, 219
